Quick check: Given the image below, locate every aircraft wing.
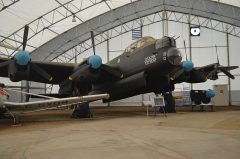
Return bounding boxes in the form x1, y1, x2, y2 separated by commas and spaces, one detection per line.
195, 63, 238, 80
0, 57, 76, 84
29, 62, 123, 85
195, 63, 238, 73
28, 61, 75, 84
3, 93, 109, 108
1, 56, 123, 84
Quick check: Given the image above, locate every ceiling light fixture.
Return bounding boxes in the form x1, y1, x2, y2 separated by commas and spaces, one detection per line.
72, 14, 76, 22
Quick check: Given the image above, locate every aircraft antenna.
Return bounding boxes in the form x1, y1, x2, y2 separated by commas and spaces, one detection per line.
215, 44, 219, 64
175, 36, 180, 40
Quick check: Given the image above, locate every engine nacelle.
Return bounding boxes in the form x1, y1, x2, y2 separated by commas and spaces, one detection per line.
8, 62, 30, 82
174, 69, 207, 84
190, 89, 215, 105
90, 72, 147, 102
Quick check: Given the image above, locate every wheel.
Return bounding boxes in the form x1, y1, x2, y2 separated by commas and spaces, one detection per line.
71, 103, 92, 118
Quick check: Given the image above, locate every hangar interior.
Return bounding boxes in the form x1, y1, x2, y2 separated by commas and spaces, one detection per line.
0, 0, 240, 105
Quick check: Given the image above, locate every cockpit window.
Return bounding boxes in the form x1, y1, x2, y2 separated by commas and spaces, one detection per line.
125, 37, 156, 53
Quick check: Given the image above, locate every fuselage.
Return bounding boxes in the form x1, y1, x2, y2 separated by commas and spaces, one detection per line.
90, 36, 182, 102
107, 36, 181, 77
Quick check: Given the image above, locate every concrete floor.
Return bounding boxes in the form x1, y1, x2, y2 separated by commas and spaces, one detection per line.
0, 107, 240, 159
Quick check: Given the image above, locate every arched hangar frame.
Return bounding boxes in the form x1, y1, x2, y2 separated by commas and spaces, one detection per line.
54, 10, 239, 63
1, 0, 240, 62
29, 0, 240, 62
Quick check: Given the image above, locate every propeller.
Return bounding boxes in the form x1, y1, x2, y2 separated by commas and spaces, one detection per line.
170, 40, 194, 80
69, 64, 90, 81
101, 64, 124, 78
0, 25, 30, 67
0, 60, 12, 68
31, 63, 53, 81
207, 45, 235, 79
68, 31, 102, 81
0, 25, 53, 82
170, 68, 184, 80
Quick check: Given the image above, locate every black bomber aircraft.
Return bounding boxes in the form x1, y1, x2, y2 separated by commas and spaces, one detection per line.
0, 26, 238, 118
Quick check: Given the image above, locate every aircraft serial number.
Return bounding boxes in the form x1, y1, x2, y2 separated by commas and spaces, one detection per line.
144, 55, 157, 65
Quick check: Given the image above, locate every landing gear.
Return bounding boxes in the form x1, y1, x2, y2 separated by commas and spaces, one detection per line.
71, 102, 93, 118
163, 92, 176, 113
61, 83, 93, 119
0, 107, 7, 118
0, 106, 20, 124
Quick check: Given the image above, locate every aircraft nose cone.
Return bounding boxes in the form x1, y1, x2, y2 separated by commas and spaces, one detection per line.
15, 51, 31, 65
167, 48, 182, 65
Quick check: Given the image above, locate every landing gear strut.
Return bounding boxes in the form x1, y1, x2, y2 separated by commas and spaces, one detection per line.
0, 106, 20, 124
59, 81, 93, 119
162, 92, 176, 113
71, 102, 93, 118
0, 107, 7, 118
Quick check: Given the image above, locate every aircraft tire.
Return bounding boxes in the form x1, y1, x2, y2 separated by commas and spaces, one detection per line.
0, 107, 7, 118
200, 91, 211, 104
71, 103, 92, 118
190, 90, 202, 105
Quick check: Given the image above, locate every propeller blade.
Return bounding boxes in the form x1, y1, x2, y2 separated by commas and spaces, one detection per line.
22, 25, 29, 51
207, 69, 218, 79
219, 67, 235, 79
170, 68, 184, 80
31, 63, 53, 81
184, 40, 188, 61
90, 31, 96, 55
68, 68, 83, 81
101, 64, 123, 78
0, 60, 13, 68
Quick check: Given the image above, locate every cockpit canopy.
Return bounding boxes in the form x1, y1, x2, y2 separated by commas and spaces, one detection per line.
155, 36, 176, 50
125, 37, 156, 52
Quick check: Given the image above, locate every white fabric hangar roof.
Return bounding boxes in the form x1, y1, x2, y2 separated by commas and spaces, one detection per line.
0, 0, 137, 56
1, 0, 240, 61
